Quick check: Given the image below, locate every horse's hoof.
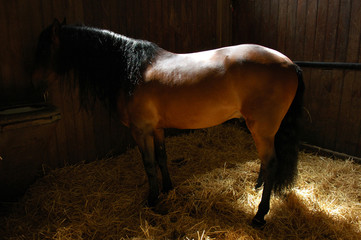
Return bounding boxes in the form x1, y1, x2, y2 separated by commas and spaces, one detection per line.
153, 203, 169, 215
254, 182, 263, 190
146, 196, 159, 208
251, 217, 266, 229
161, 184, 174, 194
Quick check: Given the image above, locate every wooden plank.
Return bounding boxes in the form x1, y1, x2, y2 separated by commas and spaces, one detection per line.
335, 0, 361, 156
301, 0, 319, 146
108, 0, 119, 31
301, 143, 361, 162
210, 0, 218, 49
70, 92, 88, 163
147, 0, 157, 43
345, 1, 361, 62
314, 0, 342, 150
39, 0, 53, 26
153, 0, 163, 46
162, 0, 172, 50
216, 0, 223, 47
46, 82, 70, 165
3, 1, 21, 93
253, 0, 263, 46
268, 0, 280, 50
303, 0, 318, 61
201, 0, 216, 50
284, 0, 297, 58
294, 0, 307, 60
132, 0, 143, 39
323, 0, 340, 62
93, 103, 113, 158
141, 0, 150, 40
50, 0, 67, 24
335, 0, 351, 62
261, 0, 271, 47
231, 0, 255, 44
304, 69, 322, 145
313, 0, 328, 61
179, 0, 192, 51
0, 0, 8, 100
100, 1, 112, 28
173, 0, 182, 50
117, 0, 128, 34
16, 0, 43, 95
246, 0, 256, 44
59, 81, 82, 164
166, 1, 179, 51
83, 111, 97, 162
336, 71, 361, 156
207, 0, 218, 49
65, 0, 84, 23
216, 0, 231, 48
191, 0, 204, 50
277, 0, 288, 53
352, 71, 361, 158
322, 70, 344, 150
255, 0, 270, 46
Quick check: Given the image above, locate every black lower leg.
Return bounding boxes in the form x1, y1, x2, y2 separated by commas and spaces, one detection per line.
255, 165, 264, 189
155, 143, 173, 193
252, 182, 271, 228
132, 128, 160, 207
140, 151, 159, 207
252, 156, 277, 228
154, 130, 173, 193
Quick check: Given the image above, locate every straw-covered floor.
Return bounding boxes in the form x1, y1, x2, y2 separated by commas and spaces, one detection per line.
1, 124, 360, 239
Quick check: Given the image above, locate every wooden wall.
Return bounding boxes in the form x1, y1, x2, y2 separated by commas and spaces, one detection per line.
1, 0, 360, 170
0, 0, 232, 167
232, 0, 361, 157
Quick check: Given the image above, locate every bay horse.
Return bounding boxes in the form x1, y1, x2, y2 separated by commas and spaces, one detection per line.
33, 19, 304, 227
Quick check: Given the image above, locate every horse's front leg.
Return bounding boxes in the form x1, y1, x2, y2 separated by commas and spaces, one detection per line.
131, 127, 159, 207
255, 166, 264, 189
154, 129, 173, 193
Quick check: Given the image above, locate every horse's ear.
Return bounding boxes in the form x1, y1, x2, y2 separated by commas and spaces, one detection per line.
61, 18, 67, 25
52, 19, 61, 45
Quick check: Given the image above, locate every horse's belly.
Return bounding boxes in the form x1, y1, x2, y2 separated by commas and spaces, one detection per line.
160, 102, 242, 129
152, 79, 242, 129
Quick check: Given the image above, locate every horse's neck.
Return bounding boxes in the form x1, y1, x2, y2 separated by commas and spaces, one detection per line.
58, 26, 160, 104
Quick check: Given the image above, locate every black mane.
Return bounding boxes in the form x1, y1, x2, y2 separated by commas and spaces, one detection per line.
41, 24, 161, 110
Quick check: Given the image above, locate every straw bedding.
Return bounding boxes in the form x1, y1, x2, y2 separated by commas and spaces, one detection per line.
1, 123, 360, 239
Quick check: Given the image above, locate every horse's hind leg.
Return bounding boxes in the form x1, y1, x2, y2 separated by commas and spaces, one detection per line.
154, 129, 173, 193
248, 127, 277, 227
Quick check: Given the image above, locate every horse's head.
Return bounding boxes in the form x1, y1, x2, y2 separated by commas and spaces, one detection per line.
32, 18, 66, 95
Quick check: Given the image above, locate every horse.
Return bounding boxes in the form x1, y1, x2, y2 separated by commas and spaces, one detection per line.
32, 19, 304, 228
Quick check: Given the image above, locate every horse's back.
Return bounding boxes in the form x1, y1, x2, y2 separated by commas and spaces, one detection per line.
145, 44, 293, 83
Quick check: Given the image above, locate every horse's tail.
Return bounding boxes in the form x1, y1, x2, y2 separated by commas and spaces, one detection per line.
273, 64, 305, 193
